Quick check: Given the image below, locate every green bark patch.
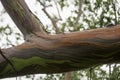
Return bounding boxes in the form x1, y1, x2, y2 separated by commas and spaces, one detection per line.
0, 57, 71, 75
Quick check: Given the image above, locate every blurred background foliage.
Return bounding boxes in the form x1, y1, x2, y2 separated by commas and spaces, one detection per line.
0, 0, 120, 80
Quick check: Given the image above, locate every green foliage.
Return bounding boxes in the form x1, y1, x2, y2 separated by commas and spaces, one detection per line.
58, 0, 68, 9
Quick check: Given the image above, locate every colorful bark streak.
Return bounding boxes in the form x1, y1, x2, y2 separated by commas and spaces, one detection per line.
0, 26, 120, 78
1, 0, 120, 79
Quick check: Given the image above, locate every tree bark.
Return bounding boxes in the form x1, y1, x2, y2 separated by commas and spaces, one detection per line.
1, 0, 46, 38
0, 0, 120, 79
65, 72, 72, 80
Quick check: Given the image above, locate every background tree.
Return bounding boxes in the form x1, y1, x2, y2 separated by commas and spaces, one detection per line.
0, 0, 120, 80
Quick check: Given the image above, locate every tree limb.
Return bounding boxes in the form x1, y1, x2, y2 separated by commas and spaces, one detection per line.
0, 25, 120, 78
1, 0, 46, 39
1, 0, 120, 79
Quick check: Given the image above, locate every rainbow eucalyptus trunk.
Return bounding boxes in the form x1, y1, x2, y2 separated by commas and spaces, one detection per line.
0, 0, 120, 79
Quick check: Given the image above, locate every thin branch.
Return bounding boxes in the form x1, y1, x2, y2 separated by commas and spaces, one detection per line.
89, 68, 93, 80
73, 0, 83, 31
65, 72, 72, 80
53, 0, 62, 21
0, 48, 17, 74
37, 0, 62, 34
109, 64, 111, 78
112, 0, 118, 25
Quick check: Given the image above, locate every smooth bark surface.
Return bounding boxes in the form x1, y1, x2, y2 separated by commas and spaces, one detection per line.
0, 0, 120, 79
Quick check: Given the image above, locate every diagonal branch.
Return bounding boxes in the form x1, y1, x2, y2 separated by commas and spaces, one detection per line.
73, 0, 83, 31
37, 0, 62, 33
53, 0, 62, 21
1, 0, 46, 39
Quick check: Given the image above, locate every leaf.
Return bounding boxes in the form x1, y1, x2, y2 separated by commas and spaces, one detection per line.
58, 0, 65, 9
61, 23, 66, 32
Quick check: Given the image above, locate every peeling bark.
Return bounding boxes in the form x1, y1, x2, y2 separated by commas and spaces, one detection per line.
0, 0, 120, 79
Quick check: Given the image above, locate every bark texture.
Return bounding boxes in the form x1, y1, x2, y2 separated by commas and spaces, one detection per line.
0, 0, 120, 79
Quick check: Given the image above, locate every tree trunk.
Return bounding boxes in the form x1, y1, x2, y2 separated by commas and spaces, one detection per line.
65, 72, 72, 80
0, 0, 120, 79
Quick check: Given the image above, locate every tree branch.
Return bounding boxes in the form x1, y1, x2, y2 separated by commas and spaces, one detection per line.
65, 72, 72, 80
73, 0, 83, 31
0, 25, 120, 78
37, 0, 62, 33
1, 0, 120, 79
53, 0, 62, 21
1, 0, 46, 39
